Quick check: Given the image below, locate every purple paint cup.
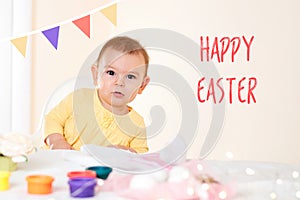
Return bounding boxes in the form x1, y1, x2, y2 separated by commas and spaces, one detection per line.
68, 177, 97, 198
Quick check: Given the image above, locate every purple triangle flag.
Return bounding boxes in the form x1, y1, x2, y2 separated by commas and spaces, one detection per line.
42, 26, 60, 49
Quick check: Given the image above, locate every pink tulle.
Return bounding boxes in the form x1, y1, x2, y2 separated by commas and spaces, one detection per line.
101, 160, 235, 200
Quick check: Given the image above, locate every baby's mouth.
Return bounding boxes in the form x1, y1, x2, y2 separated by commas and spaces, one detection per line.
112, 91, 124, 97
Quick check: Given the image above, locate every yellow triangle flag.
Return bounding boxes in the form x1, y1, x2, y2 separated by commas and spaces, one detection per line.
11, 36, 28, 57
101, 4, 117, 26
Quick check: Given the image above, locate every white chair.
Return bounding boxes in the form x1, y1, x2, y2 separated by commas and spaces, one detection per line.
31, 78, 77, 147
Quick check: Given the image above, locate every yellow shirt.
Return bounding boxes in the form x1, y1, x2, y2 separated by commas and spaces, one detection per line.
44, 88, 148, 153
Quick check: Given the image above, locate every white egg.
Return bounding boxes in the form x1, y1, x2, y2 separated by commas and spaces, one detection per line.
130, 174, 156, 190
168, 166, 190, 182
149, 170, 168, 183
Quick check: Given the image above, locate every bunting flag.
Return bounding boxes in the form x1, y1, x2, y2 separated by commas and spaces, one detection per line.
3, 1, 118, 57
42, 26, 60, 49
72, 15, 90, 38
10, 36, 28, 57
101, 4, 117, 26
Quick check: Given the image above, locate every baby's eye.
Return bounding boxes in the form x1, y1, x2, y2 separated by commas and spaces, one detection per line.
127, 74, 136, 79
106, 70, 115, 76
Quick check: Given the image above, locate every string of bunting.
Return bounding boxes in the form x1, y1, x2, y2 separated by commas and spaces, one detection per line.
9, 3, 117, 57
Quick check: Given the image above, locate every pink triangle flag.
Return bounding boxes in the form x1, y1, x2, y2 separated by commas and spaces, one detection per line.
42, 26, 60, 49
72, 15, 90, 38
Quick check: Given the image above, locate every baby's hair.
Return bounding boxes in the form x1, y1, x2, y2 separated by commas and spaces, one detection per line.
96, 36, 149, 74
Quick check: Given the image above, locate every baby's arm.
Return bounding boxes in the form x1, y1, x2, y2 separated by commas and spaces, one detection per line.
45, 133, 73, 150
129, 123, 149, 153
44, 92, 74, 150
125, 113, 149, 153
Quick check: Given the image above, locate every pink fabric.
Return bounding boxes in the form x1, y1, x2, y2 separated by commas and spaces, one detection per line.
101, 160, 235, 200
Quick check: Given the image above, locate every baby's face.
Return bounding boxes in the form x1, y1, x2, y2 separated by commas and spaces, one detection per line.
95, 50, 149, 112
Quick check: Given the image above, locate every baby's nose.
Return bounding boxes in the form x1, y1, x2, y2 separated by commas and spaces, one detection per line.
115, 75, 125, 86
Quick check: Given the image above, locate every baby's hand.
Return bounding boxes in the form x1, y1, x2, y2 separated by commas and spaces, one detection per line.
50, 140, 73, 150
109, 145, 137, 153
46, 133, 73, 150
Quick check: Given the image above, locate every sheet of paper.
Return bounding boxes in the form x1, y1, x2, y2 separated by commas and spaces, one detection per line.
81, 145, 170, 173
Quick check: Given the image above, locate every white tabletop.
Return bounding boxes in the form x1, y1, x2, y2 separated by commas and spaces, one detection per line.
0, 149, 125, 200
1, 149, 299, 200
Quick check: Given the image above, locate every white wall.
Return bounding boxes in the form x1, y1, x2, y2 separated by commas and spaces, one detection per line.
0, 0, 31, 134
11, 0, 32, 134
30, 0, 300, 164
0, 1, 13, 133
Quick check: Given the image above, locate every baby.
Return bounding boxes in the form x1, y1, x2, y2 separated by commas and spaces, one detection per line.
44, 36, 150, 153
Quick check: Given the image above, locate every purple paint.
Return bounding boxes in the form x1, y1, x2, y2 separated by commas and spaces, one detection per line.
68, 177, 97, 198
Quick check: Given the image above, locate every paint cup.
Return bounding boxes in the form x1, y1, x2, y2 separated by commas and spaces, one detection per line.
0, 171, 11, 191
26, 175, 54, 194
67, 170, 96, 179
0, 156, 17, 172
86, 166, 112, 180
68, 177, 97, 198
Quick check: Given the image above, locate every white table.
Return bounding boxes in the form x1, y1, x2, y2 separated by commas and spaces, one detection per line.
1, 149, 299, 200
0, 149, 124, 200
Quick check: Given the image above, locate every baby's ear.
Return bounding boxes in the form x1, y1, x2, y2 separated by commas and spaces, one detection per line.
91, 65, 98, 86
138, 76, 150, 94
